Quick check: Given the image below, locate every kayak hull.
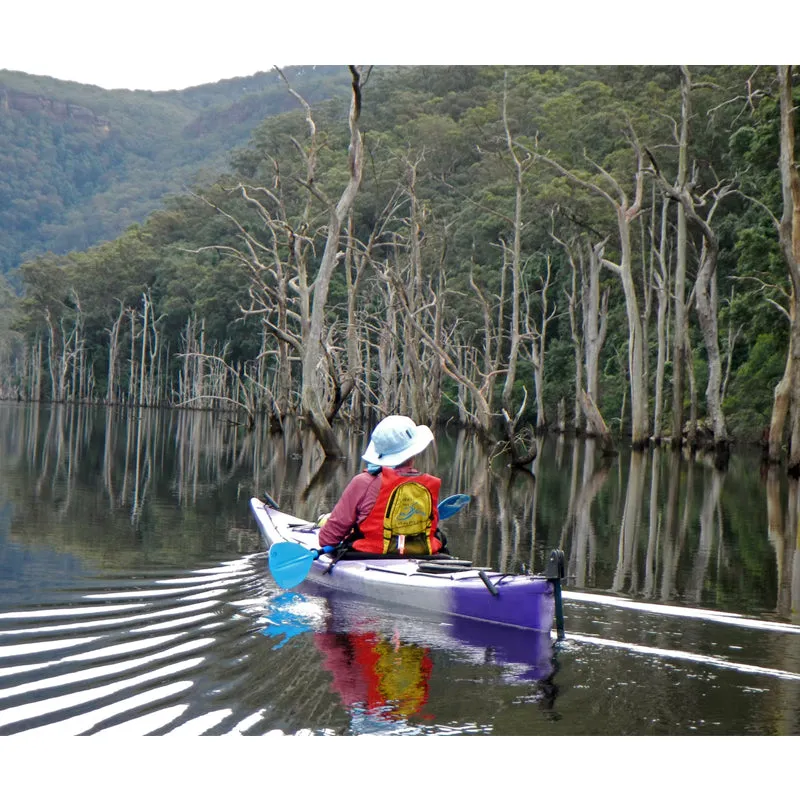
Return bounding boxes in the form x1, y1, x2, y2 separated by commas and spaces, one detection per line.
250, 497, 556, 633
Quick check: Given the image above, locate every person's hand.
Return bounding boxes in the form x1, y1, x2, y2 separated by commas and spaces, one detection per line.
316, 513, 331, 528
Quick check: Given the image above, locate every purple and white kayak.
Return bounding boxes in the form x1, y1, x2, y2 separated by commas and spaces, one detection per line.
250, 496, 562, 634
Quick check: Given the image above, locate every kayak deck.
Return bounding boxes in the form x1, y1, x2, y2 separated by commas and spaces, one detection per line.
250, 496, 557, 633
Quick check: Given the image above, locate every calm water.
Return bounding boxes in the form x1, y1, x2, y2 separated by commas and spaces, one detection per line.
1, 402, 799, 736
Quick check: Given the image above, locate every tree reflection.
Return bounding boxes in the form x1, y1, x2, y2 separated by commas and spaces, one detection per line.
612, 450, 647, 593
766, 467, 800, 623
0, 404, 795, 620
660, 452, 695, 604
562, 438, 609, 588
643, 447, 662, 597
686, 466, 725, 603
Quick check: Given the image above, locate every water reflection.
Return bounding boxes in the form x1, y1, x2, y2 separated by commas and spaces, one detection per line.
316, 631, 433, 730
765, 466, 800, 622
260, 586, 558, 733
0, 402, 798, 621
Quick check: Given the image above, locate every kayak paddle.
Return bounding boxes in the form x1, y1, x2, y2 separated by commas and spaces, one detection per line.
437, 493, 471, 520
269, 542, 336, 589
266, 492, 471, 589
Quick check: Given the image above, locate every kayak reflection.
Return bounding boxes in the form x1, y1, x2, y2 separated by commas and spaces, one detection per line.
260, 586, 559, 729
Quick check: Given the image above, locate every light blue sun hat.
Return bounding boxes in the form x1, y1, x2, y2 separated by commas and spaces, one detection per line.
362, 415, 434, 468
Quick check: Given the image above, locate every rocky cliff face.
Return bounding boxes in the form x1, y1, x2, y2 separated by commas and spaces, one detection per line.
0, 85, 110, 133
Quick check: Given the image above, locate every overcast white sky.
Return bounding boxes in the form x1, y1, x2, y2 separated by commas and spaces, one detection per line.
2, 2, 794, 92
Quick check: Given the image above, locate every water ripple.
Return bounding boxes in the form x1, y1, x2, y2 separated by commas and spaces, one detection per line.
0, 556, 275, 736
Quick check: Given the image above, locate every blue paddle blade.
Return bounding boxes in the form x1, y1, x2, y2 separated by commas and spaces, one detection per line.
437, 493, 471, 520
269, 542, 316, 589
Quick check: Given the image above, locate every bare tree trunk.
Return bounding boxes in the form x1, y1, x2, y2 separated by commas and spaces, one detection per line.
33, 338, 42, 401
128, 307, 137, 406
69, 293, 84, 404
552, 230, 609, 437
580, 389, 616, 454
146, 296, 160, 407
536, 138, 648, 445
138, 291, 149, 408
44, 310, 58, 401
769, 339, 792, 463
499, 76, 528, 425
377, 278, 399, 415
693, 216, 730, 458
523, 256, 555, 432
344, 213, 364, 424
685, 322, 698, 447
776, 66, 800, 476
403, 160, 426, 421
614, 198, 649, 447
671, 66, 691, 448
106, 302, 125, 405
470, 269, 502, 420
649, 148, 732, 458
426, 229, 448, 424
584, 240, 609, 416
652, 195, 670, 441
301, 67, 365, 457
566, 252, 583, 431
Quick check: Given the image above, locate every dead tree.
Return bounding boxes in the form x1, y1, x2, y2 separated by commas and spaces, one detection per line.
300, 66, 367, 456
647, 66, 734, 460
650, 192, 671, 442
776, 66, 800, 475
389, 159, 448, 426
197, 67, 369, 457
552, 225, 611, 442
533, 135, 650, 447
44, 297, 83, 404
499, 75, 534, 439
671, 66, 692, 449
522, 254, 556, 432
648, 155, 734, 462
105, 301, 128, 405
386, 266, 497, 434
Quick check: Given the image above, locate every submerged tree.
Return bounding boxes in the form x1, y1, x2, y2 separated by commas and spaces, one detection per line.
647, 68, 734, 463
197, 67, 369, 457
776, 65, 800, 475
299, 66, 367, 455
534, 136, 649, 447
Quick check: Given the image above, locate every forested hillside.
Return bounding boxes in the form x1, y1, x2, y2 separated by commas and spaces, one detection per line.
2, 65, 798, 466
0, 65, 350, 271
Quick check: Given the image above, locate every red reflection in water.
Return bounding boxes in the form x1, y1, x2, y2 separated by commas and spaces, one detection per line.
315, 630, 433, 721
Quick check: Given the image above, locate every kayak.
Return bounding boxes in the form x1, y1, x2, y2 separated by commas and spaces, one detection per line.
249, 496, 563, 634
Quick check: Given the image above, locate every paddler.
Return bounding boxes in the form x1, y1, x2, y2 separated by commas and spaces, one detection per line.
317, 415, 445, 556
